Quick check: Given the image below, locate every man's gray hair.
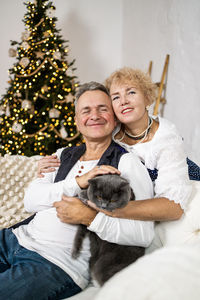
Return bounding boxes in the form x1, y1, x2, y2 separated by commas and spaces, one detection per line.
74, 81, 110, 109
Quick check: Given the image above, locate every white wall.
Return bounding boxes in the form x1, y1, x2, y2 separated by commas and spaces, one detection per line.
55, 0, 122, 83
0, 1, 25, 97
0, 0, 199, 163
122, 0, 200, 163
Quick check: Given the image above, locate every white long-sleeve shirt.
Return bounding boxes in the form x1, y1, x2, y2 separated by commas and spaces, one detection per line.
13, 150, 154, 289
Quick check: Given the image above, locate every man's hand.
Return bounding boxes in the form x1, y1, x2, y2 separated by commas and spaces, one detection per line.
87, 200, 115, 217
37, 155, 60, 178
76, 165, 121, 189
53, 195, 97, 226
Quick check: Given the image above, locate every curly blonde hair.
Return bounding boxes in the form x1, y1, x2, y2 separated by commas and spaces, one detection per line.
105, 67, 157, 105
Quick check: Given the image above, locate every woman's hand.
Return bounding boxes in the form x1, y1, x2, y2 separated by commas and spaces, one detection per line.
76, 165, 121, 189
37, 155, 60, 178
53, 195, 97, 226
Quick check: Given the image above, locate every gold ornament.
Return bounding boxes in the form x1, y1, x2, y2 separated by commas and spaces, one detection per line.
66, 94, 74, 103
35, 51, 45, 59
57, 94, 74, 104
43, 31, 50, 38
41, 85, 48, 93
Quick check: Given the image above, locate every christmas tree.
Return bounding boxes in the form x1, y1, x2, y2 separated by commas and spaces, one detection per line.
0, 0, 81, 156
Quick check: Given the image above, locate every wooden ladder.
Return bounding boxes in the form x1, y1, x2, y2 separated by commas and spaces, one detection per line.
148, 54, 170, 116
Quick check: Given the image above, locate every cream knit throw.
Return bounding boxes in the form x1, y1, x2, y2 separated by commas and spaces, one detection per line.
0, 154, 41, 229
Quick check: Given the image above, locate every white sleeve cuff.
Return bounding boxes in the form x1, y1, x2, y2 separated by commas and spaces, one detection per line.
88, 212, 154, 247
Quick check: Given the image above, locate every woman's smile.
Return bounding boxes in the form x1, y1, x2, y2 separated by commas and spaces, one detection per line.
121, 107, 134, 114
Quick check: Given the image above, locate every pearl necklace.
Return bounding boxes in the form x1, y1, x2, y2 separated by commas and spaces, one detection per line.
118, 116, 153, 143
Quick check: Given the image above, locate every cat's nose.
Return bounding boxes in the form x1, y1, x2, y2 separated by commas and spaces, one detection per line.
101, 203, 107, 209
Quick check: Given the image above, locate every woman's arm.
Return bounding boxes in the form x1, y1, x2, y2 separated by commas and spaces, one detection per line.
54, 195, 154, 247
152, 133, 192, 213
88, 197, 183, 221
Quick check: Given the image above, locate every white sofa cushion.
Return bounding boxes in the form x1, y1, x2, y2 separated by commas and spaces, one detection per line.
0, 154, 40, 228
147, 180, 200, 253
94, 243, 200, 300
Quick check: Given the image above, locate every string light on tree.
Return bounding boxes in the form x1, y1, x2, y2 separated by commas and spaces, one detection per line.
0, 0, 81, 156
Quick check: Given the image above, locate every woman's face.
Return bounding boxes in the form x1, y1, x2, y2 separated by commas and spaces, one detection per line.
110, 82, 147, 125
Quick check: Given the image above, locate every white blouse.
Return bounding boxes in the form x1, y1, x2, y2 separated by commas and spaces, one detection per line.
112, 116, 192, 210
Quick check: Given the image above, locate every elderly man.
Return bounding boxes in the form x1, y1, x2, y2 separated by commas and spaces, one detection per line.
0, 82, 154, 300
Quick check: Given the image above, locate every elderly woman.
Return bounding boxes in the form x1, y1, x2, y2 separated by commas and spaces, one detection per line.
103, 67, 193, 220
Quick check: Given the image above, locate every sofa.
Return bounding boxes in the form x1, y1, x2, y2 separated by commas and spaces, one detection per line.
1, 154, 200, 300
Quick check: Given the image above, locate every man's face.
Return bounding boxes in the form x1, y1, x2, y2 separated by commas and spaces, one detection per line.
75, 90, 116, 141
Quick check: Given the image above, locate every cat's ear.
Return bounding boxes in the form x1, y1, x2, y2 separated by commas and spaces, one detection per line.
88, 177, 98, 185
119, 177, 130, 188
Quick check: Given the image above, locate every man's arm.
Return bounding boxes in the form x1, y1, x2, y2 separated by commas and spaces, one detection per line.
24, 173, 81, 213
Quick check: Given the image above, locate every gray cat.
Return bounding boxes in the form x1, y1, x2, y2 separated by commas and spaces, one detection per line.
72, 174, 145, 286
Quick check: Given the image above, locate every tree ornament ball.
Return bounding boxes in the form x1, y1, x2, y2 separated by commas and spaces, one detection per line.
12, 122, 23, 133
21, 100, 32, 110
46, 8, 55, 18
60, 125, 68, 138
53, 51, 61, 60
21, 41, 30, 50
19, 57, 30, 68
49, 108, 60, 118
21, 30, 30, 41
8, 48, 17, 57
